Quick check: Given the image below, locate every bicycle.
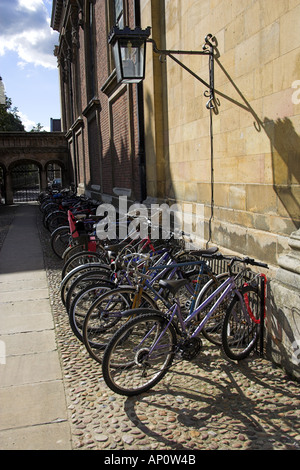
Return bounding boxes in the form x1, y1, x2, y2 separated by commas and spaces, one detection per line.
81, 248, 224, 363
101, 255, 268, 396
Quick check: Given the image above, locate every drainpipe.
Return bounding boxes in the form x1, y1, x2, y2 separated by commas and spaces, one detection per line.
134, 0, 147, 202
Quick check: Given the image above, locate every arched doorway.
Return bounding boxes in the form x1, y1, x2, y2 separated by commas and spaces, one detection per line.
11, 161, 41, 202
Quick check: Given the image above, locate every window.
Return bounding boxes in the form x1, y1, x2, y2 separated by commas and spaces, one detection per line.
106, 0, 126, 78
114, 0, 124, 27
86, 0, 96, 100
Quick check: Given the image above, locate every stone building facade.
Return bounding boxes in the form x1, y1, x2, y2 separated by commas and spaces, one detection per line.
51, 0, 300, 379
140, 0, 300, 379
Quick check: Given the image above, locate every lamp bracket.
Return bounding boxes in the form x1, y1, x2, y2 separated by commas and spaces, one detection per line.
147, 34, 215, 57
147, 34, 217, 111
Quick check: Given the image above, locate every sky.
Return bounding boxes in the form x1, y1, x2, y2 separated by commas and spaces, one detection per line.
0, 0, 61, 131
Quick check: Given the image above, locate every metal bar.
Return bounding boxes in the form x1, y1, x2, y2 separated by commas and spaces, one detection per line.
260, 275, 266, 357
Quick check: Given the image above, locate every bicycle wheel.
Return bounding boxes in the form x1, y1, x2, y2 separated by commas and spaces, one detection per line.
194, 272, 229, 345
83, 287, 158, 364
50, 225, 71, 258
61, 249, 107, 279
65, 271, 114, 313
221, 285, 261, 361
62, 243, 89, 263
60, 263, 111, 306
68, 282, 114, 341
46, 211, 68, 232
102, 312, 177, 396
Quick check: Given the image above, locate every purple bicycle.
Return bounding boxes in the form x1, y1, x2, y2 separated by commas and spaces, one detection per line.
101, 254, 268, 396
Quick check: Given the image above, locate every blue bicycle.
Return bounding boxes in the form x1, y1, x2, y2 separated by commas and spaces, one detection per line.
101, 254, 268, 396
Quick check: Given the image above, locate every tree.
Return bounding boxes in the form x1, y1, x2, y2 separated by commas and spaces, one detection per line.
0, 96, 25, 131
30, 123, 44, 132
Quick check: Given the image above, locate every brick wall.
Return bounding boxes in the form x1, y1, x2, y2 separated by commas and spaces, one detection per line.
55, 0, 142, 202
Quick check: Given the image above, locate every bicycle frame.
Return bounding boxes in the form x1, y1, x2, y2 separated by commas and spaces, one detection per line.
146, 258, 222, 312
148, 272, 246, 355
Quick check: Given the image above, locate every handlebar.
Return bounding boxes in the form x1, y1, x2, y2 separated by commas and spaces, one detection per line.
201, 252, 268, 270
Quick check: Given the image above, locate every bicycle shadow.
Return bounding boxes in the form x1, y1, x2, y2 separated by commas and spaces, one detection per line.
123, 346, 299, 450
213, 40, 300, 230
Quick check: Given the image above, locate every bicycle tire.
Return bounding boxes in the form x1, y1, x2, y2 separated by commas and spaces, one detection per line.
60, 263, 111, 306
46, 211, 68, 232
62, 243, 87, 263
44, 209, 61, 229
50, 225, 71, 258
41, 201, 59, 215
83, 287, 158, 364
65, 271, 114, 313
102, 311, 177, 396
61, 249, 107, 279
194, 272, 229, 345
221, 285, 261, 361
68, 281, 115, 341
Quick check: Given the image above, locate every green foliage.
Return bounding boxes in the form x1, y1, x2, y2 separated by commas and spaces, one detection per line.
0, 96, 25, 131
30, 123, 44, 132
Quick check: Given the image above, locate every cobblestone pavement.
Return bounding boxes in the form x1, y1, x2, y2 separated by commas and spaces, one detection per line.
1, 203, 300, 451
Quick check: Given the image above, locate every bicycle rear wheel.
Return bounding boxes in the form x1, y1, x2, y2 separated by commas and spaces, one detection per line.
102, 312, 177, 396
221, 285, 261, 361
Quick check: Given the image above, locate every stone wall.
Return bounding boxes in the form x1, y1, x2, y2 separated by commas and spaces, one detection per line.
141, 0, 300, 264
141, 0, 300, 379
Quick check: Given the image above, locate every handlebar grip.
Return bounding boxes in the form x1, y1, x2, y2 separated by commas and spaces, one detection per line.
243, 257, 269, 268
256, 261, 269, 268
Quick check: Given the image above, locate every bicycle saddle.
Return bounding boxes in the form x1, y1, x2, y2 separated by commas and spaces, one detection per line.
189, 246, 218, 256
159, 278, 190, 295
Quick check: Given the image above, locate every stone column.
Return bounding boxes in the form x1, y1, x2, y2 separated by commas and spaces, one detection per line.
40, 168, 48, 191
5, 171, 13, 205
269, 229, 300, 380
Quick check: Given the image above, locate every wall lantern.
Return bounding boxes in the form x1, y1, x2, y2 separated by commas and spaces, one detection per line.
108, 26, 151, 84
108, 26, 217, 111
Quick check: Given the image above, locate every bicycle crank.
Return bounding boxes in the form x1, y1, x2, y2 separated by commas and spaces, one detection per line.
177, 337, 203, 360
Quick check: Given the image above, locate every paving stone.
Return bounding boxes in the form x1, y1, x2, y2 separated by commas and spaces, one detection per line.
2, 204, 300, 451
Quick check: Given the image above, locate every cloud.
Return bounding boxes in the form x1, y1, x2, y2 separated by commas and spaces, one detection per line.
18, 112, 38, 131
0, 0, 59, 69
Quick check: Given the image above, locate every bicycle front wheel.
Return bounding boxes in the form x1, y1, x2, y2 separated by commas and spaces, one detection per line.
102, 312, 177, 396
50, 225, 71, 258
68, 282, 114, 341
61, 248, 108, 279
83, 288, 158, 364
221, 285, 261, 361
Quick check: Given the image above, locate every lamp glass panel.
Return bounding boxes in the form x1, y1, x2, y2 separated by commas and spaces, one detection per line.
120, 40, 145, 82
113, 42, 122, 82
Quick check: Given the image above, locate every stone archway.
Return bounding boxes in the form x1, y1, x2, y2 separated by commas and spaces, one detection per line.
0, 132, 70, 204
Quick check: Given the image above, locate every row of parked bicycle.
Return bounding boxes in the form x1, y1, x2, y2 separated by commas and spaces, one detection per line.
39, 189, 269, 396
